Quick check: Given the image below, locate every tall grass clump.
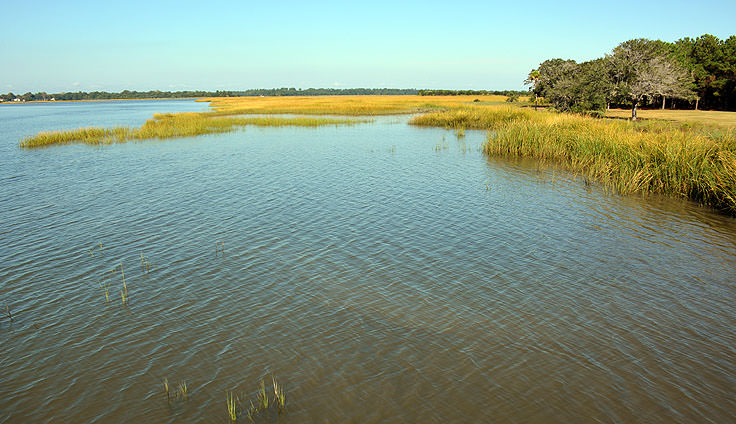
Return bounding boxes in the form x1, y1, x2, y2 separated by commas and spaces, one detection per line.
410, 106, 537, 130
225, 376, 287, 422
416, 107, 736, 214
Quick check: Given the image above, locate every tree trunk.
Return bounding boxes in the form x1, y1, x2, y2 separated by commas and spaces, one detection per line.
631, 102, 638, 121
661, 95, 666, 110
695, 98, 699, 110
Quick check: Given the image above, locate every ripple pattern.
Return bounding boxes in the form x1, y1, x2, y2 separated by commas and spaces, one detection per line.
1, 104, 735, 423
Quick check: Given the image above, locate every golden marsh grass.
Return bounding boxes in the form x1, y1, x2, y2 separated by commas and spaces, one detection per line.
201, 95, 507, 116
19, 112, 368, 148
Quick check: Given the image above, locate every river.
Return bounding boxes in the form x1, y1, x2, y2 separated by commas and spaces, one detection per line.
1, 99, 734, 423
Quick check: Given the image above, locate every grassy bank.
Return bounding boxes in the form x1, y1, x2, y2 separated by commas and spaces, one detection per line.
20, 113, 366, 148
605, 108, 736, 128
411, 107, 736, 214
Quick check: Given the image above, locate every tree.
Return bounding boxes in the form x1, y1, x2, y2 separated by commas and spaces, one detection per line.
608, 39, 693, 120
525, 59, 578, 100
525, 58, 612, 114
650, 58, 696, 109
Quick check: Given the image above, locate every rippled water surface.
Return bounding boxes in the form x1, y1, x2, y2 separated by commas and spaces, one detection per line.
1, 100, 735, 423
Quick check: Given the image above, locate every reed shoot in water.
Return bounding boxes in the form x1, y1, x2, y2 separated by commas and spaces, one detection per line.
272, 376, 285, 412
120, 261, 128, 300
5, 305, 11, 322
99, 281, 110, 303
258, 379, 269, 410
163, 378, 170, 403
177, 381, 188, 400
226, 392, 238, 422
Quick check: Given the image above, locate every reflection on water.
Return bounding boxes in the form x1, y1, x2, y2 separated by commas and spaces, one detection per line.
0, 102, 735, 423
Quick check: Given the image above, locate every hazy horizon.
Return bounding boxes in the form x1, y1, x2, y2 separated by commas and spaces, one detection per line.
3, 0, 735, 93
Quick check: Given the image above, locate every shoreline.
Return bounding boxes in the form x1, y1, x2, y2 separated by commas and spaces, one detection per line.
0, 97, 208, 105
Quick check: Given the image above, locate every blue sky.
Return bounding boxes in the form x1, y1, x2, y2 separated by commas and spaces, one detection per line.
2, 0, 735, 92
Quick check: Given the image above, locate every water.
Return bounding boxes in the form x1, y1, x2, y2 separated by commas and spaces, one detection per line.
1, 100, 735, 423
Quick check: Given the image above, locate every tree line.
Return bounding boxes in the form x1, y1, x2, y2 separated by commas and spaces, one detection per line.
526, 34, 736, 118
0, 88, 420, 102
418, 89, 527, 96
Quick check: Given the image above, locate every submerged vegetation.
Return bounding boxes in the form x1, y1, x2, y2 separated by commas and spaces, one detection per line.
411, 106, 736, 214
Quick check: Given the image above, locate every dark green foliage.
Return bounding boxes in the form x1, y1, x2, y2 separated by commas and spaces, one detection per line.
672, 34, 736, 110
418, 89, 527, 96
527, 58, 611, 114
526, 34, 735, 113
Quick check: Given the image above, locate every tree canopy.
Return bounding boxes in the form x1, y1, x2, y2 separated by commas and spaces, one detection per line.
526, 34, 735, 116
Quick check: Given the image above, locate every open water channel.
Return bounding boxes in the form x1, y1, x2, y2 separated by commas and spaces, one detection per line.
1, 100, 734, 423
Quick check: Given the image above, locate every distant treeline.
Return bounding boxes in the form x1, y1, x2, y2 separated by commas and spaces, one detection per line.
0, 88, 421, 102
418, 89, 527, 96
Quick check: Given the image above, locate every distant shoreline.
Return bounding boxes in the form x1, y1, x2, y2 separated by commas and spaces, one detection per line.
0, 97, 206, 105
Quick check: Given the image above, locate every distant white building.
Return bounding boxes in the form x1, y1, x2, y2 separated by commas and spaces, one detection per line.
13, 98, 21, 102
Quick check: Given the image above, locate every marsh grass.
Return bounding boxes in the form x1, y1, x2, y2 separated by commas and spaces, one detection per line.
202, 95, 504, 116
226, 377, 287, 422
257, 380, 269, 410
177, 381, 188, 401
99, 281, 110, 303
19, 113, 369, 148
410, 106, 536, 129
272, 376, 285, 412
119, 262, 128, 303
140, 253, 152, 274
411, 106, 736, 214
162, 378, 189, 404
226, 392, 238, 422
